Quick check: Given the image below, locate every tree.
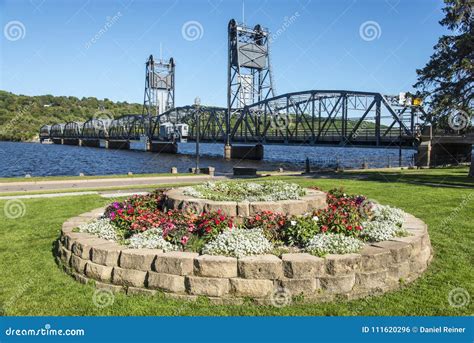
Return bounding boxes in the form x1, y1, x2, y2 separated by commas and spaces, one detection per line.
414, 0, 473, 130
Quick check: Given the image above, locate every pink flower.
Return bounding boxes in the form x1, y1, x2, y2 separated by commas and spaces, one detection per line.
181, 236, 189, 245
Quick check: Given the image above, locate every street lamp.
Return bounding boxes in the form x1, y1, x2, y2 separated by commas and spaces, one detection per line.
194, 96, 201, 174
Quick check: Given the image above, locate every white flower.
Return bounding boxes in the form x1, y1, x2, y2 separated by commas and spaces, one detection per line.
291, 220, 297, 226
183, 181, 306, 202
305, 233, 364, 256
202, 228, 273, 258
360, 219, 408, 242
78, 218, 119, 241
127, 228, 177, 251
312, 216, 319, 222
372, 204, 405, 226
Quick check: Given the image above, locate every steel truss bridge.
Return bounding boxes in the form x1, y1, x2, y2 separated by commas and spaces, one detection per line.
41, 89, 424, 148
40, 19, 429, 151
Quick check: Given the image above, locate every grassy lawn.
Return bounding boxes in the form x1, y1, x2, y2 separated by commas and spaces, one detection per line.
342, 165, 474, 188
0, 172, 199, 183
0, 169, 472, 316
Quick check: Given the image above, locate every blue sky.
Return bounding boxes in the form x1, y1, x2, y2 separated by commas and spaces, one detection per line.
1, 0, 446, 107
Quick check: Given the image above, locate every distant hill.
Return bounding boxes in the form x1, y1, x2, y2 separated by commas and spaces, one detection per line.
0, 90, 142, 141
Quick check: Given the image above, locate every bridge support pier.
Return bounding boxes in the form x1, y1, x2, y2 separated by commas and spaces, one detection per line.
224, 144, 264, 160
149, 142, 178, 154
107, 140, 130, 150
415, 140, 472, 168
82, 139, 100, 148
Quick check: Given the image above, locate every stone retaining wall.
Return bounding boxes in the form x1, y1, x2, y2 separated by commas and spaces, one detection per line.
55, 207, 432, 304
165, 188, 327, 217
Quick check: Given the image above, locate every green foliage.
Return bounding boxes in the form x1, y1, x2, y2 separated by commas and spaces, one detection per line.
283, 216, 320, 246
0, 90, 142, 141
414, 0, 473, 128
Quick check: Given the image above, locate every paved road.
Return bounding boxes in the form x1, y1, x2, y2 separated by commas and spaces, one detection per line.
0, 175, 225, 194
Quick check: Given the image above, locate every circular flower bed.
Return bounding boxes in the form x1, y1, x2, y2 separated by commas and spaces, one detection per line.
81, 187, 409, 257
183, 180, 306, 202
56, 182, 432, 303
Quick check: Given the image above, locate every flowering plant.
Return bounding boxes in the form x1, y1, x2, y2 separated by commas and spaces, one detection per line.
193, 210, 233, 239
104, 190, 168, 234
202, 228, 273, 258
283, 215, 320, 246
312, 188, 365, 237
305, 233, 364, 256
183, 181, 306, 202
244, 210, 287, 244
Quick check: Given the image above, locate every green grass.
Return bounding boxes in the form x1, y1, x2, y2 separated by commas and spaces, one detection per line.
0, 169, 473, 316
342, 165, 473, 188
0, 182, 205, 197
0, 172, 198, 183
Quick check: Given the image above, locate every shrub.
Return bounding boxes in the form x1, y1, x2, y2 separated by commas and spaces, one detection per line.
78, 218, 120, 241
127, 228, 177, 251
244, 210, 287, 244
283, 215, 320, 246
202, 228, 273, 258
360, 220, 408, 242
305, 233, 364, 256
183, 181, 306, 202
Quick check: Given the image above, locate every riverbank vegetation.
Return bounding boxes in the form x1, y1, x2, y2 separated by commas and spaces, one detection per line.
0, 90, 142, 141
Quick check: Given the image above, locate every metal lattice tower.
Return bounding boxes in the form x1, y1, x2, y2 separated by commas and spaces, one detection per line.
226, 19, 275, 144
143, 55, 175, 117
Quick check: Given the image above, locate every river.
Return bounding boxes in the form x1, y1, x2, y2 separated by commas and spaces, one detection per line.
0, 141, 415, 178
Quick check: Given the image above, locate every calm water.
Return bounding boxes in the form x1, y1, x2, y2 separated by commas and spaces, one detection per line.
0, 141, 415, 178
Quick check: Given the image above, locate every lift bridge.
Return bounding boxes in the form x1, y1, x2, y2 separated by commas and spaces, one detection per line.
41, 18, 461, 164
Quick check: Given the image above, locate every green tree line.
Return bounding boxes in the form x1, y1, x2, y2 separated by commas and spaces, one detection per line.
0, 90, 142, 141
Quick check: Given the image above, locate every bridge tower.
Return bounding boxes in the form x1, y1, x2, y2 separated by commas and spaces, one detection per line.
226, 19, 275, 151
142, 55, 175, 118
